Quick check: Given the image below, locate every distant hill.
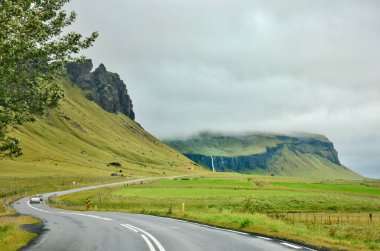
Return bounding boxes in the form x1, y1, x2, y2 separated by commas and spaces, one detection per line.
1, 64, 197, 179
165, 132, 362, 179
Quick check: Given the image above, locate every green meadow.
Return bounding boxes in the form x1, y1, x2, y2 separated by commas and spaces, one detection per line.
272, 182, 380, 195
53, 174, 380, 251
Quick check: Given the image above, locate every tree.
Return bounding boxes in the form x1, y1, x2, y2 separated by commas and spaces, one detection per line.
0, 0, 98, 157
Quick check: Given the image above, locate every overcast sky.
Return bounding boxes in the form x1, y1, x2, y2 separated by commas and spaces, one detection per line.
66, 0, 380, 178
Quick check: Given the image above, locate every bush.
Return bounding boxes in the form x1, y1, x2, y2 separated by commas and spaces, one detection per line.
107, 162, 122, 167
240, 219, 251, 228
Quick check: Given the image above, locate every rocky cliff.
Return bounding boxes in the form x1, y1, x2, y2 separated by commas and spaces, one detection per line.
166, 133, 361, 179
185, 140, 340, 173
66, 59, 135, 120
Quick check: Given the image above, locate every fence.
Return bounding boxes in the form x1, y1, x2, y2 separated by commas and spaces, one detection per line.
268, 212, 379, 224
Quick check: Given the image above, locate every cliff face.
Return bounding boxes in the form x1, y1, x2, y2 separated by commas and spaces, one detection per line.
66, 59, 135, 120
166, 133, 361, 179
185, 140, 340, 173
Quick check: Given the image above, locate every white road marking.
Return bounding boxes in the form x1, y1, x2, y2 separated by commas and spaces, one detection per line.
58, 212, 112, 221
121, 224, 139, 233
141, 234, 157, 251
222, 229, 249, 236
122, 223, 166, 251
85, 214, 113, 221
202, 225, 249, 236
281, 242, 302, 249
175, 220, 188, 223
27, 201, 50, 213
256, 236, 271, 240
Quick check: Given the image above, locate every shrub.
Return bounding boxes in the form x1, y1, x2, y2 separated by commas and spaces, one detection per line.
107, 162, 122, 167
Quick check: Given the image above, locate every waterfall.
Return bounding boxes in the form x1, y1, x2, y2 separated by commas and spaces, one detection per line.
211, 156, 215, 172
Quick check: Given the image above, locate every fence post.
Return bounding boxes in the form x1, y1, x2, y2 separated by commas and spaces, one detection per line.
369, 213, 372, 222
4, 198, 9, 213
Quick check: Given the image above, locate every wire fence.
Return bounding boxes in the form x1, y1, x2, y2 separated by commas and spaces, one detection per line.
268, 212, 380, 224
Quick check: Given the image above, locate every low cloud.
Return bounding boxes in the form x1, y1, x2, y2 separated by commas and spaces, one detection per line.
66, 0, 380, 178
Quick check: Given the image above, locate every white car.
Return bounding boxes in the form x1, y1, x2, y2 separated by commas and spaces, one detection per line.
30, 195, 40, 204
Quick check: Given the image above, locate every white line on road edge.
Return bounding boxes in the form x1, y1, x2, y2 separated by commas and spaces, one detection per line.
58, 212, 112, 221
27, 201, 50, 213
202, 225, 249, 236
141, 234, 157, 251
256, 236, 272, 240
123, 223, 166, 251
121, 224, 139, 233
281, 242, 302, 249
222, 228, 249, 236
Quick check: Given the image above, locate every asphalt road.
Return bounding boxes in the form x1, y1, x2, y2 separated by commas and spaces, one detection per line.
13, 177, 316, 251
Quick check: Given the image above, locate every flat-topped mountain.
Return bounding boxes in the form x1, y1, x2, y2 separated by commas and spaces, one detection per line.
165, 132, 362, 179
66, 59, 135, 120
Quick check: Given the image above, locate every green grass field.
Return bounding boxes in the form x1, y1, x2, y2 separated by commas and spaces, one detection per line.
53, 174, 380, 251
272, 182, 380, 195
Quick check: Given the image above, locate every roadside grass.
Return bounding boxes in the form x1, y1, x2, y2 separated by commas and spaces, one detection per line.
52, 174, 380, 251
0, 215, 39, 251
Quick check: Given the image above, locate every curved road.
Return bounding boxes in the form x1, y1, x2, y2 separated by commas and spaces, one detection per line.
13, 177, 316, 251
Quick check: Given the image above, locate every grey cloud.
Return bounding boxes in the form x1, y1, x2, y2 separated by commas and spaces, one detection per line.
66, 0, 380, 178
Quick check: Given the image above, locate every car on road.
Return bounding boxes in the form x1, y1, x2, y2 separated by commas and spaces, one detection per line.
39, 194, 44, 202
30, 195, 41, 204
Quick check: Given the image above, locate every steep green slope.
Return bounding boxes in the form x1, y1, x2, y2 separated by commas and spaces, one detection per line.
264, 145, 360, 179
166, 133, 362, 179
1, 79, 198, 180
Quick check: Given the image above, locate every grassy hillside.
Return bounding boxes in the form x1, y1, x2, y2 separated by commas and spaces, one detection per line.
263, 145, 361, 179
166, 132, 362, 179
0, 78, 202, 201
0, 78, 202, 250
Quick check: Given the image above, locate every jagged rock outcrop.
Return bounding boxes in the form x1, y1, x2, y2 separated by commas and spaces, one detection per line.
66, 59, 135, 120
